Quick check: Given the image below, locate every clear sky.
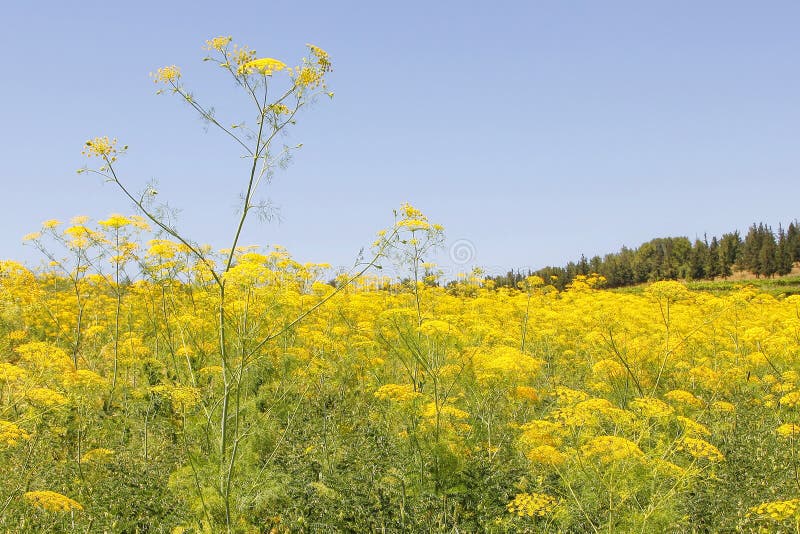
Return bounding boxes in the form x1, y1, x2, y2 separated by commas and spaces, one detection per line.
2, 1, 799, 278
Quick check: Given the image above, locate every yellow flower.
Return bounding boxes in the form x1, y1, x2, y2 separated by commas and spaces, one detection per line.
676, 416, 711, 437
26, 387, 69, 408
421, 402, 469, 420
629, 397, 674, 418
649, 458, 686, 478
0, 363, 27, 383
0, 420, 31, 446
239, 57, 287, 76
507, 492, 558, 517
307, 43, 332, 72
514, 386, 539, 402
592, 358, 627, 379
781, 391, 800, 408
776, 423, 800, 438
519, 420, 563, 447
153, 65, 181, 83
664, 389, 705, 409
150, 385, 201, 411
63, 369, 107, 389
676, 437, 725, 462
748, 498, 800, 521
82, 136, 118, 160
204, 36, 232, 51
24, 491, 83, 512
526, 445, 566, 466
581, 435, 644, 464
711, 401, 736, 413
374, 383, 421, 403
98, 214, 131, 229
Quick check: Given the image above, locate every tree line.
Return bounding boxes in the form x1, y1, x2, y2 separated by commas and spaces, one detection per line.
490, 220, 800, 290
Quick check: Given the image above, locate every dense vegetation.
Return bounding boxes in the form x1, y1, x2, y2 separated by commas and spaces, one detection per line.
490, 222, 800, 291
5, 248, 800, 532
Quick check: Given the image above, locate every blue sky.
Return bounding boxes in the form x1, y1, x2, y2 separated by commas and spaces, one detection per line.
2, 1, 799, 277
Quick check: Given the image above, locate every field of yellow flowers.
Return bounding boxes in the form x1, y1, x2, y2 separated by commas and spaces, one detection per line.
3, 209, 800, 532
4, 36, 800, 533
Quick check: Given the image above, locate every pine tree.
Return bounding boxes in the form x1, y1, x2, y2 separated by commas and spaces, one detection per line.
718, 231, 741, 277
690, 238, 709, 280
706, 236, 721, 279
776, 225, 793, 276
758, 225, 777, 278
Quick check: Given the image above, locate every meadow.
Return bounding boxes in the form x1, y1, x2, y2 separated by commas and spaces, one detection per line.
3, 36, 800, 533
3, 229, 800, 532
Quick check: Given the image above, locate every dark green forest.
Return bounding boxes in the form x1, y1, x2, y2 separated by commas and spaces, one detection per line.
490, 220, 800, 290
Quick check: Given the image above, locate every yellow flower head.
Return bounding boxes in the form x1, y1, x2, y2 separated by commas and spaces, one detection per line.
153, 65, 181, 84
676, 416, 711, 437
776, 423, 800, 438
629, 396, 674, 418
98, 214, 131, 229
204, 35, 232, 51
239, 57, 287, 76
0, 420, 31, 446
26, 387, 69, 408
676, 436, 725, 462
82, 137, 118, 161
581, 435, 644, 464
526, 445, 566, 466
374, 383, 421, 403
507, 492, 558, 517
24, 491, 83, 512
748, 498, 800, 521
307, 43, 332, 72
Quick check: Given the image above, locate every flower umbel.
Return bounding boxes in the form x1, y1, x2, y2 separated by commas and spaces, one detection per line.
24, 491, 83, 512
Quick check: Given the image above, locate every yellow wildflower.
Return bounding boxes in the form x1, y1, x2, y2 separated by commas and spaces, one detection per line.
777, 424, 800, 438
24, 491, 83, 512
240, 57, 287, 76
664, 389, 705, 409
507, 492, 558, 517
780, 391, 800, 408
514, 386, 539, 402
98, 214, 131, 229
0, 420, 31, 446
26, 387, 69, 408
374, 383, 421, 403
748, 498, 800, 521
629, 396, 674, 418
526, 445, 566, 466
676, 416, 711, 437
307, 43, 332, 72
82, 136, 119, 161
0, 363, 27, 383
676, 437, 725, 462
519, 420, 563, 447
204, 36, 232, 51
153, 65, 181, 84
581, 435, 644, 464
592, 358, 627, 379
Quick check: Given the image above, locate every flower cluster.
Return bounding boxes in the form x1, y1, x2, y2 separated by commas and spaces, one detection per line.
748, 498, 800, 521
507, 492, 558, 517
24, 491, 83, 512
581, 435, 644, 464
